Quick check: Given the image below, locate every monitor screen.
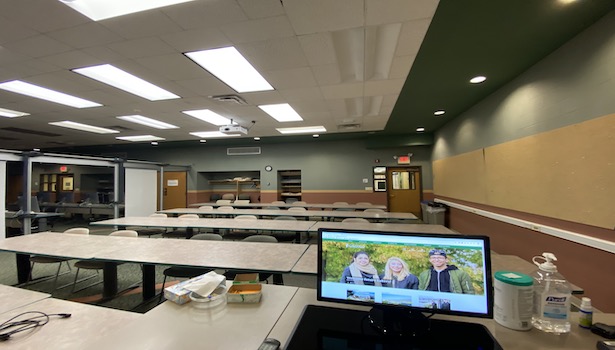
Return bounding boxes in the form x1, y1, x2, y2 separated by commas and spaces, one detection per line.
317, 228, 493, 319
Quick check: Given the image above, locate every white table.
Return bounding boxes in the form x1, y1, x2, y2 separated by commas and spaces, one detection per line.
0, 285, 50, 315
160, 207, 418, 221
308, 221, 455, 234
90, 216, 318, 240
0, 232, 309, 300
190, 202, 388, 210
88, 283, 298, 350
0, 297, 142, 349
268, 288, 614, 350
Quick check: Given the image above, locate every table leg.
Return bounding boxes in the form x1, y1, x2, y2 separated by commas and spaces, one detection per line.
142, 264, 156, 300
273, 273, 284, 285
16, 253, 31, 283
186, 227, 194, 239
102, 262, 118, 299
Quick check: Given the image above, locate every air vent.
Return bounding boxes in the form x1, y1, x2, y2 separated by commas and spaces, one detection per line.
211, 94, 248, 105
227, 147, 261, 156
337, 123, 362, 131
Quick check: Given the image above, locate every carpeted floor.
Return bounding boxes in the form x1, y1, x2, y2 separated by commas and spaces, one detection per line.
0, 216, 317, 313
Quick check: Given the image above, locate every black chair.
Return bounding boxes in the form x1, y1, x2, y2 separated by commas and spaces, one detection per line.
159, 233, 223, 302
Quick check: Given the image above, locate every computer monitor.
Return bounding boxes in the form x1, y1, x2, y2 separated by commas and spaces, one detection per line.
317, 228, 493, 336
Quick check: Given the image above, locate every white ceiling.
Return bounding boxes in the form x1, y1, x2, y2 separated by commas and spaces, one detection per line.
0, 0, 438, 150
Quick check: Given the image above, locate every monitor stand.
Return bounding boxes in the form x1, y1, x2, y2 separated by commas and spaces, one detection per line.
367, 305, 430, 337
286, 304, 503, 350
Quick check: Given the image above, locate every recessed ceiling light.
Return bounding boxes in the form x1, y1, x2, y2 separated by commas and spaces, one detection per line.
416, 127, 425, 132
185, 47, 274, 93
0, 107, 30, 118
73, 64, 180, 101
276, 126, 327, 135
470, 76, 487, 84
434, 110, 445, 116
49, 121, 119, 134
254, 137, 261, 141
313, 134, 320, 138
151, 141, 158, 146
259, 103, 303, 122
200, 139, 207, 143
58, 0, 196, 21
116, 135, 165, 142
117, 115, 178, 129
0, 80, 102, 108
189, 131, 241, 138
182, 109, 232, 126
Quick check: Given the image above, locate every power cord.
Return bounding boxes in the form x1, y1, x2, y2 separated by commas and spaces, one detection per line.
0, 311, 71, 341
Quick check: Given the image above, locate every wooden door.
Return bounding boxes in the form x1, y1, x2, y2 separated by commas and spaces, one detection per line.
159, 171, 187, 209
386, 167, 422, 216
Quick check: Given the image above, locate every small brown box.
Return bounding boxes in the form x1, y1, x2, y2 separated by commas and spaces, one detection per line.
227, 284, 262, 303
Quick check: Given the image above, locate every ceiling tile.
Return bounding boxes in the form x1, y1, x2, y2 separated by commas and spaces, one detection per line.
220, 16, 295, 44
238, 0, 286, 19
283, 0, 364, 35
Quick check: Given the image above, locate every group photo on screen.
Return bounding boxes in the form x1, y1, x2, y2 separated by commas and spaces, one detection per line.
322, 240, 486, 302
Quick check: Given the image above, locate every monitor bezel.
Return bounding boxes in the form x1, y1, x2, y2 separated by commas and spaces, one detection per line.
316, 228, 494, 319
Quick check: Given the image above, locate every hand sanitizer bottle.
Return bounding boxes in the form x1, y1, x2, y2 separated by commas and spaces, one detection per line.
531, 252, 572, 334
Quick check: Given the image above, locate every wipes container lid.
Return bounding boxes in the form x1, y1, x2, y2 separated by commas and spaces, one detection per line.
494, 271, 533, 286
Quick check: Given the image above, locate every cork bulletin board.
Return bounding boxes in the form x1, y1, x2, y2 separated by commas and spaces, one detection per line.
433, 114, 615, 230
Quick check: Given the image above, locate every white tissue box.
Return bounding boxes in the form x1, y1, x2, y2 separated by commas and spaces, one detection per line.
164, 273, 226, 305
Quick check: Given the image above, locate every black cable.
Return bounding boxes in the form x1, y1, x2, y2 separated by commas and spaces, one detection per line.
0, 311, 71, 341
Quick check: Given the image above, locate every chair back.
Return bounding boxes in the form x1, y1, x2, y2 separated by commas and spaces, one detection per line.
274, 216, 297, 221
291, 201, 307, 206
198, 206, 214, 210
64, 227, 89, 235
342, 218, 370, 223
149, 213, 167, 217
110, 230, 138, 237
288, 207, 307, 212
179, 214, 200, 220
234, 215, 258, 220
271, 201, 286, 205
234, 199, 250, 205
333, 201, 349, 205
221, 193, 236, 201
242, 235, 278, 243
356, 202, 372, 206
191, 233, 223, 241
216, 199, 232, 205
217, 206, 234, 211
264, 206, 280, 210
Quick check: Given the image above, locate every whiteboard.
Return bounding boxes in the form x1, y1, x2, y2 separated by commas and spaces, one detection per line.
125, 168, 157, 217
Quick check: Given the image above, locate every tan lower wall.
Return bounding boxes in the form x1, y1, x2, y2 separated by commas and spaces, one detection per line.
445, 200, 615, 312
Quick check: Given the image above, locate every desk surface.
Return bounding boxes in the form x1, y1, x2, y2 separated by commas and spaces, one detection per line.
90, 216, 317, 232
0, 285, 50, 315
160, 207, 418, 220
0, 297, 142, 349
89, 284, 298, 350
191, 202, 388, 210
0, 232, 110, 259
309, 221, 454, 233
269, 288, 614, 350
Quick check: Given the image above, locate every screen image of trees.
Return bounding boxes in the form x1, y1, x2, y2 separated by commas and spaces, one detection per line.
323, 241, 486, 295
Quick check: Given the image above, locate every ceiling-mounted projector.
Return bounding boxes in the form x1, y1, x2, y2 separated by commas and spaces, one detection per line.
220, 125, 248, 134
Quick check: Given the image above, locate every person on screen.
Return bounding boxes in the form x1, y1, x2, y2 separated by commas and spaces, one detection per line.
339, 251, 382, 286
380, 257, 419, 289
418, 249, 475, 294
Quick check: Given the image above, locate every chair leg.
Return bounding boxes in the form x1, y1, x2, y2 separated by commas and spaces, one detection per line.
158, 275, 168, 303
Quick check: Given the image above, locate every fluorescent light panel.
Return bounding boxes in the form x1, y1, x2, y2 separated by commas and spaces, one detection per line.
259, 103, 303, 122
117, 115, 178, 129
189, 131, 241, 138
58, 0, 196, 21
276, 126, 327, 135
116, 135, 165, 142
0, 80, 101, 108
182, 109, 232, 126
0, 107, 30, 118
186, 47, 273, 93
49, 121, 119, 134
73, 64, 179, 101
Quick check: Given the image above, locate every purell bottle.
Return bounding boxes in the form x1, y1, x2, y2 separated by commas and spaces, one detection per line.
531, 252, 572, 334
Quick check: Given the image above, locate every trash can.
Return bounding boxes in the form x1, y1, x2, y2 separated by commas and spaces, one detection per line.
420, 201, 430, 223
426, 202, 446, 225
